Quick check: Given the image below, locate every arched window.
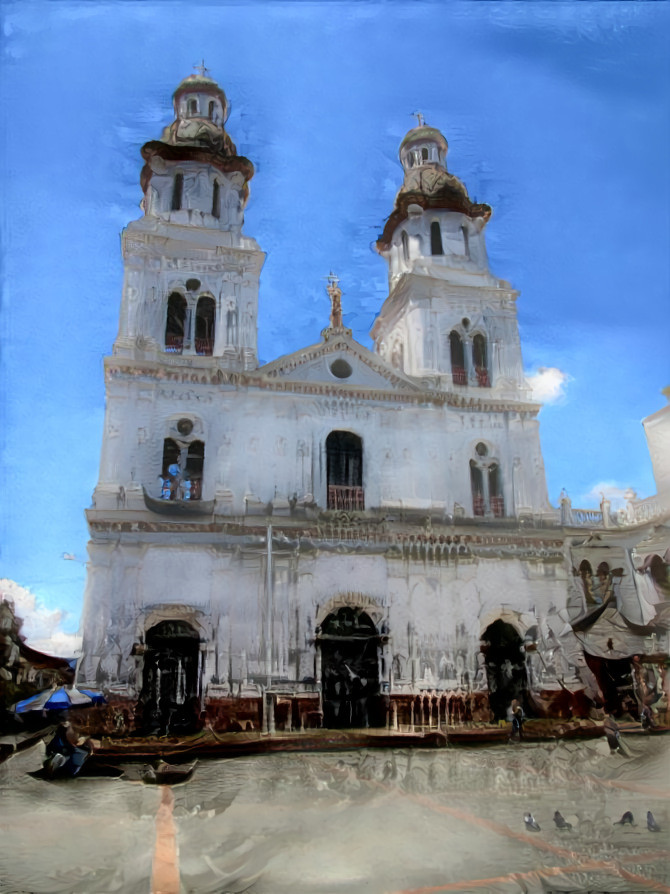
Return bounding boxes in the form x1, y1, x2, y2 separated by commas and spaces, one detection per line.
188, 98, 197, 116
171, 173, 183, 211
430, 221, 443, 256
473, 334, 489, 387
208, 100, 215, 119
161, 438, 181, 500
401, 230, 410, 263
421, 147, 429, 162
226, 308, 238, 345
470, 461, 484, 517
184, 440, 205, 501
326, 431, 364, 510
449, 330, 466, 385
489, 464, 504, 517
165, 292, 187, 353
195, 296, 215, 355
212, 180, 220, 218
470, 446, 504, 518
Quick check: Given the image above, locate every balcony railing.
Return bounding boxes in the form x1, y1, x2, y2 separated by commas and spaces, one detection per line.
475, 366, 490, 387
328, 485, 365, 511
165, 334, 184, 354
473, 494, 504, 517
160, 477, 202, 501
452, 366, 467, 386
490, 495, 505, 518
195, 337, 214, 356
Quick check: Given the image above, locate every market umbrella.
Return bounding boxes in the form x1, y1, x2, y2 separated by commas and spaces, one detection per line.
13, 685, 106, 714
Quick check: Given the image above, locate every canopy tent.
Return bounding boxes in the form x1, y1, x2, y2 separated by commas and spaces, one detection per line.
13, 685, 106, 714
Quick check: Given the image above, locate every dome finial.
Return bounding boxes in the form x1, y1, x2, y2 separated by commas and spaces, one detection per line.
193, 59, 211, 78
412, 111, 425, 127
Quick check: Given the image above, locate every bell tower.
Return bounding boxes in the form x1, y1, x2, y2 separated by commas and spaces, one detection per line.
372, 120, 529, 401
114, 69, 264, 369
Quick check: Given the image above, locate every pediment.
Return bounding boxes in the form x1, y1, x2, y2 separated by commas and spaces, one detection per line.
258, 332, 421, 393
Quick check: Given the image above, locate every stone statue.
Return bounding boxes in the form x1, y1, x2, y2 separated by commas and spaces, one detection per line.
327, 273, 343, 328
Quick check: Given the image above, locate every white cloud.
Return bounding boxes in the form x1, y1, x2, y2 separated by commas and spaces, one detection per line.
526, 367, 569, 404
0, 579, 81, 657
576, 481, 633, 511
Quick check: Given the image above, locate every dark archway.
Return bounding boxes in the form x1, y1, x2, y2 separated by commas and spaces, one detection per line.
319, 607, 381, 729
481, 620, 527, 721
139, 620, 200, 735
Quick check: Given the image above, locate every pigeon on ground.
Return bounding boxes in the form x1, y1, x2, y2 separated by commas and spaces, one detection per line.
647, 811, 661, 832
553, 810, 572, 830
524, 812, 541, 832
613, 811, 635, 826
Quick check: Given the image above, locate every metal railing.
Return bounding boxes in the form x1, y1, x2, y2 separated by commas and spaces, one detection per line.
165, 334, 184, 354
328, 485, 365, 511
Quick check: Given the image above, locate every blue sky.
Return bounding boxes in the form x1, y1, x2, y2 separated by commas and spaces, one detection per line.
1, 1, 668, 648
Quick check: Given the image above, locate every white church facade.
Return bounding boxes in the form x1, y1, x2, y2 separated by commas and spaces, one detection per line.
79, 74, 670, 734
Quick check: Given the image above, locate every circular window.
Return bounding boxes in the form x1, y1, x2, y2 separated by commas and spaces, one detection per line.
330, 358, 353, 379
177, 418, 194, 435
475, 442, 488, 457
185, 278, 201, 292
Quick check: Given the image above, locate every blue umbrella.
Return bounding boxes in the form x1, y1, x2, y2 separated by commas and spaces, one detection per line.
13, 685, 106, 714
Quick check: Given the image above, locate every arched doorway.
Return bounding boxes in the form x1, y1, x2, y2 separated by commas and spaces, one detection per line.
319, 607, 381, 728
139, 620, 201, 735
480, 620, 527, 721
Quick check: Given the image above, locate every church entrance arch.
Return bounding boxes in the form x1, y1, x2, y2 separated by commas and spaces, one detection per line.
318, 607, 381, 729
139, 620, 200, 735
480, 620, 528, 721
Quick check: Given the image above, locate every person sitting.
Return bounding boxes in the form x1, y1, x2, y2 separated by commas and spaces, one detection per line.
46, 720, 77, 758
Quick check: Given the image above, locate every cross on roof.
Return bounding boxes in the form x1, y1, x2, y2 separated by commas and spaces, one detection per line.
412, 111, 425, 127
194, 60, 211, 78
326, 271, 340, 289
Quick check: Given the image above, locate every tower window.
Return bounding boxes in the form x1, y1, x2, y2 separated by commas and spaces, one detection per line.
160, 438, 181, 500
470, 461, 484, 517
461, 225, 470, 257
489, 464, 504, 517
165, 292, 187, 353
449, 330, 466, 385
430, 221, 443, 256
188, 98, 198, 116
326, 431, 364, 511
401, 230, 410, 263
184, 440, 205, 501
473, 334, 489, 387
195, 296, 215, 355
208, 100, 215, 119
421, 147, 429, 161
171, 173, 183, 211
212, 180, 220, 218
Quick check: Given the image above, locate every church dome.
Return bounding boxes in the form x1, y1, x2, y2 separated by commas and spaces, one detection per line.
173, 73, 229, 124
399, 124, 449, 171
399, 125, 448, 153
